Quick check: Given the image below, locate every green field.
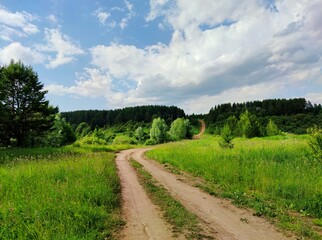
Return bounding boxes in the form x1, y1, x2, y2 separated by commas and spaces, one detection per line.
147, 134, 322, 238
0, 147, 123, 239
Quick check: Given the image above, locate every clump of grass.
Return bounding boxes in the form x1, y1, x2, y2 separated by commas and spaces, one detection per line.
0, 151, 123, 239
131, 160, 213, 239
147, 134, 322, 239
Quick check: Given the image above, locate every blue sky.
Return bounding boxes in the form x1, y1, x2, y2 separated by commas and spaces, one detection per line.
0, 0, 321, 114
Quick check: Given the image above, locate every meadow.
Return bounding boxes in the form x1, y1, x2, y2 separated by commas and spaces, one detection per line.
147, 134, 322, 238
0, 147, 123, 239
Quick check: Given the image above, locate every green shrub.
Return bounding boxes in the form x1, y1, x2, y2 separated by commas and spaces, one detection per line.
219, 124, 234, 149
307, 125, 322, 162
112, 135, 136, 145
266, 119, 280, 136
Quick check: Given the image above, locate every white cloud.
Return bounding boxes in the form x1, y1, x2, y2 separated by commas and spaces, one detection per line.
47, 14, 58, 24
306, 93, 322, 105
38, 28, 84, 68
49, 0, 322, 113
47, 68, 112, 97
94, 8, 110, 25
0, 42, 45, 65
119, 0, 135, 29
0, 5, 39, 41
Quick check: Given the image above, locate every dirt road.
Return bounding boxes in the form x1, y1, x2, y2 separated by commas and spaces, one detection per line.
193, 120, 206, 139
117, 148, 290, 240
116, 149, 178, 240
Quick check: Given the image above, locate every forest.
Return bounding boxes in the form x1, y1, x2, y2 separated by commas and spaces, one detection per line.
61, 105, 186, 129
206, 98, 322, 134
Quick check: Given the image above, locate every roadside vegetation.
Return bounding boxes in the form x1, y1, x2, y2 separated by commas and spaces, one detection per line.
147, 134, 322, 239
0, 147, 123, 239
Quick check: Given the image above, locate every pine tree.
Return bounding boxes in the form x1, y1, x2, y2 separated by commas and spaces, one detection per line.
0, 60, 58, 146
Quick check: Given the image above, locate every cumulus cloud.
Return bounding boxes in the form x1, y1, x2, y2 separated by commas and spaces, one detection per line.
46, 68, 113, 97
38, 28, 84, 68
0, 42, 45, 65
0, 5, 39, 41
48, 0, 322, 113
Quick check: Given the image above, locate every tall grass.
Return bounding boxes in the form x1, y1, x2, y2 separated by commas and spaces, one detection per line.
147, 134, 322, 237
0, 149, 122, 239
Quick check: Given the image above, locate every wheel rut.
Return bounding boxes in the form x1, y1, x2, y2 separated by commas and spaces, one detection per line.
116, 149, 178, 240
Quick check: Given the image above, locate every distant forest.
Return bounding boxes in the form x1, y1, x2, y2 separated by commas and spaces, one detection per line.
206, 98, 322, 134
62, 98, 322, 135
62, 105, 185, 129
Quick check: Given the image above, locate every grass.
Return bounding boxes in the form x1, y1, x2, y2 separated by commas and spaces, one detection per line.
147, 134, 322, 239
131, 160, 213, 239
0, 147, 123, 239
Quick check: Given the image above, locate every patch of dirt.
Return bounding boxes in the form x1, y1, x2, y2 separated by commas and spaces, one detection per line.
130, 148, 293, 240
116, 149, 180, 240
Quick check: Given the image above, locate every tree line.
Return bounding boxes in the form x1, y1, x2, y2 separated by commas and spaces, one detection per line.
206, 98, 322, 134
61, 105, 186, 129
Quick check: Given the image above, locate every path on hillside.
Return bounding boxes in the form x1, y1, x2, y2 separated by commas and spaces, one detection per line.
193, 119, 206, 139
120, 148, 290, 240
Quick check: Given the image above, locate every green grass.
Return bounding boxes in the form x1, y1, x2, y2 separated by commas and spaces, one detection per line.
147, 134, 322, 239
0, 148, 123, 239
131, 160, 213, 239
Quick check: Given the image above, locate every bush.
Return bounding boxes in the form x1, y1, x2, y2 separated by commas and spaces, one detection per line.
169, 118, 189, 141
307, 125, 322, 162
112, 135, 136, 145
266, 119, 280, 136
219, 124, 234, 149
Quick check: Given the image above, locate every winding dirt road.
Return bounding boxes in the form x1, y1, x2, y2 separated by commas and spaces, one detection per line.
116, 119, 291, 239
116, 148, 291, 239
193, 120, 206, 139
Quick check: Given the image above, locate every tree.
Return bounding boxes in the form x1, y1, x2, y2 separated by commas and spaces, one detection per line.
149, 117, 168, 144
75, 122, 91, 138
135, 126, 144, 143
226, 115, 238, 136
307, 125, 322, 163
47, 114, 76, 147
169, 118, 189, 141
0, 60, 57, 147
266, 119, 279, 136
219, 124, 234, 148
237, 110, 262, 138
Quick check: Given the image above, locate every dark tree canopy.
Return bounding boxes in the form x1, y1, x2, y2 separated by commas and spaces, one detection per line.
0, 60, 57, 147
62, 105, 185, 129
206, 98, 322, 134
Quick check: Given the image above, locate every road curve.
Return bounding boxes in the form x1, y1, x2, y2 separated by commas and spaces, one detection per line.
193, 119, 206, 139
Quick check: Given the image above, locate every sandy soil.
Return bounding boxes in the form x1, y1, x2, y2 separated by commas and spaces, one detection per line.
116, 149, 180, 240
127, 148, 292, 240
